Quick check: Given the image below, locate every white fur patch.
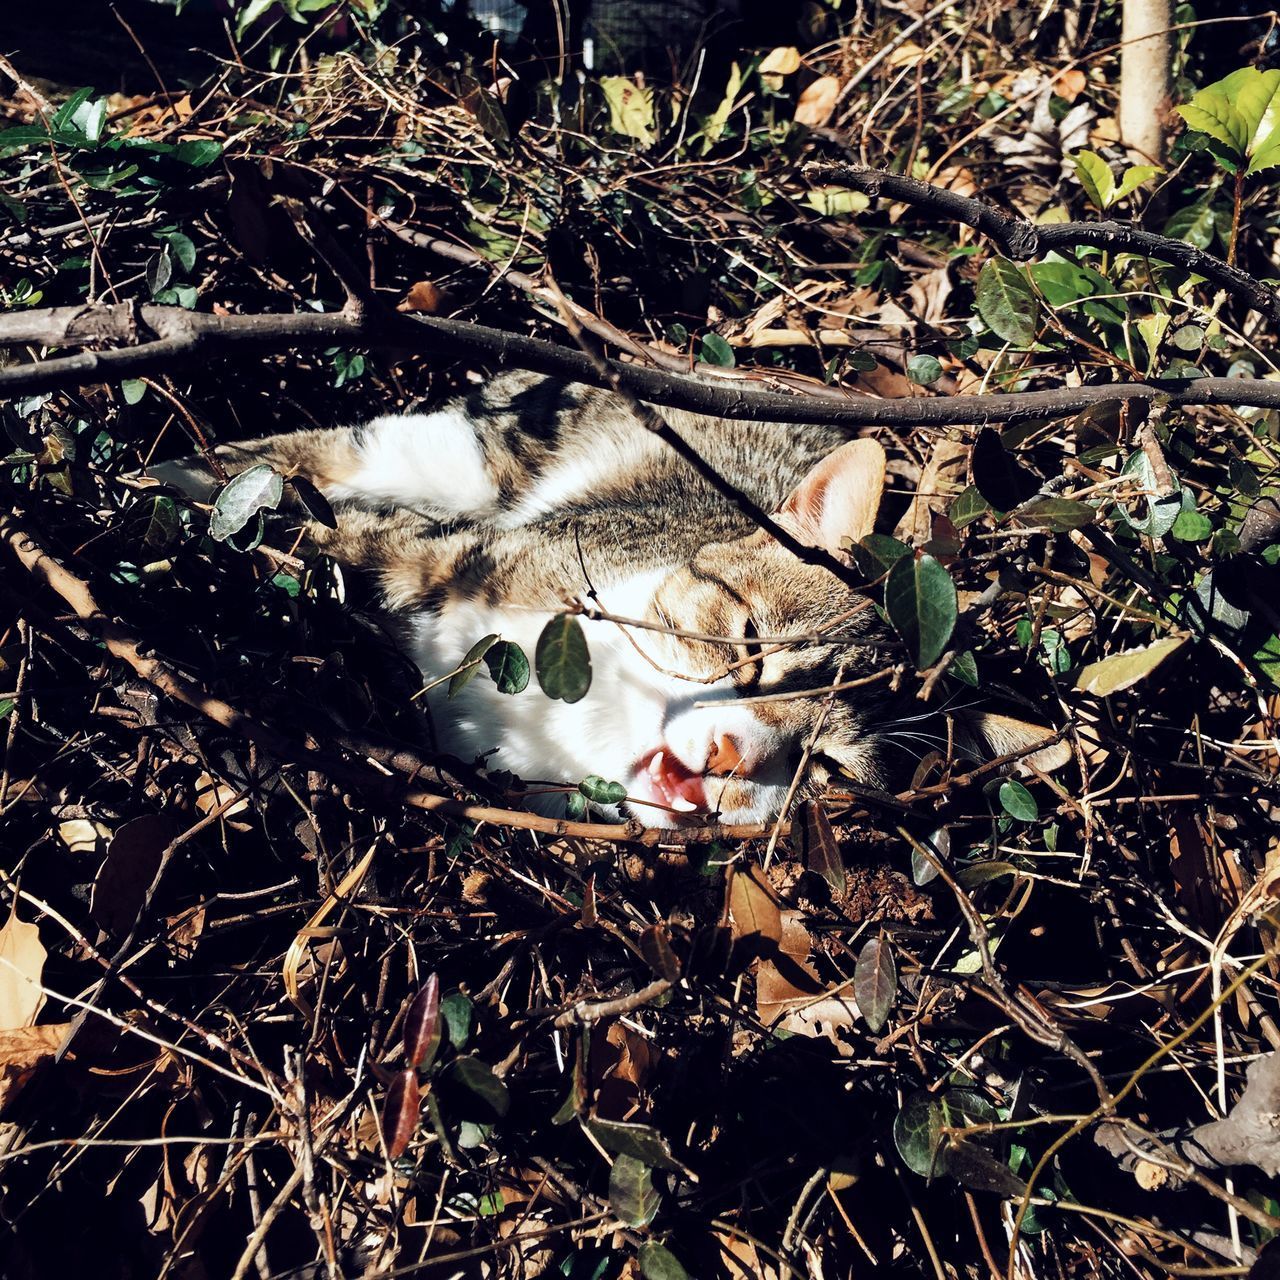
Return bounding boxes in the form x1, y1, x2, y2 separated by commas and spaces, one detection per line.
327, 408, 500, 518
405, 566, 791, 828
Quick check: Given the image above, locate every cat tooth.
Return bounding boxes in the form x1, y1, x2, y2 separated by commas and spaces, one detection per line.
649, 751, 665, 779
670, 795, 698, 813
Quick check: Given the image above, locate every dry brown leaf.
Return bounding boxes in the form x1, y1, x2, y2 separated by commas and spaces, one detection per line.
728, 866, 782, 944
398, 280, 443, 314
887, 40, 925, 69
0, 1023, 69, 1113
794, 76, 839, 129
0, 908, 46, 1030
57, 818, 111, 855
1058, 68, 1087, 102
90, 813, 174, 937
893, 436, 969, 545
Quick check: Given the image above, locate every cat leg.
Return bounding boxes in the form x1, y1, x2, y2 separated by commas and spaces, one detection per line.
150, 404, 506, 522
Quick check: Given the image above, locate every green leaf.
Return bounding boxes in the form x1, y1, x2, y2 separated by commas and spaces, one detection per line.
638, 1242, 690, 1280
848, 532, 911, 579
139, 495, 179, 551
287, 474, 338, 528
1073, 149, 1114, 209
446, 1055, 510, 1120
884, 554, 958, 669
173, 139, 223, 167
975, 257, 1038, 347
1171, 510, 1212, 542
121, 379, 147, 405
589, 1118, 688, 1172
1075, 636, 1188, 696
948, 486, 991, 529
484, 640, 530, 694
578, 775, 627, 806
156, 231, 196, 274
146, 246, 173, 296
1011, 496, 1095, 532
609, 1154, 660, 1228
449, 633, 499, 699
998, 779, 1038, 822
1176, 67, 1280, 173
440, 993, 472, 1048
1113, 163, 1162, 204
854, 936, 896, 1033
1117, 451, 1182, 537
804, 186, 871, 215
698, 333, 736, 367
1163, 197, 1221, 251
535, 615, 592, 703
208, 464, 283, 541
971, 427, 1038, 512
906, 354, 943, 385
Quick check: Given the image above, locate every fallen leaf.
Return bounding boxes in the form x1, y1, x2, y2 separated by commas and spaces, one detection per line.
91, 813, 174, 937
1075, 636, 1188, 696
0, 908, 46, 1029
0, 1022, 70, 1113
728, 866, 783, 944
795, 75, 839, 129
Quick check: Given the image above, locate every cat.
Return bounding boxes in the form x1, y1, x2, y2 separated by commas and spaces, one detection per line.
151, 370, 1060, 828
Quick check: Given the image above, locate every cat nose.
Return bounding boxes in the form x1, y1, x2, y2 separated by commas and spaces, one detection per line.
706, 734, 745, 777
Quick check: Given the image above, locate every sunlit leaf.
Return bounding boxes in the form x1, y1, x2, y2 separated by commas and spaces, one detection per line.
404, 974, 441, 1070
1075, 636, 1188, 696
381, 1069, 421, 1160
854, 936, 896, 1032
601, 75, 656, 147
208, 464, 283, 542
975, 257, 1038, 347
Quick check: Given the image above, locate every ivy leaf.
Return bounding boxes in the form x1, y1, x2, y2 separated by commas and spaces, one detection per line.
121, 379, 147, 405
287, 474, 338, 528
1011, 497, 1095, 532
804, 186, 871, 215
948, 485, 991, 529
907, 354, 943, 385
1073, 149, 1115, 209
535, 615, 592, 703
698, 333, 736, 367
1171, 510, 1212, 542
484, 640, 530, 694
638, 1242, 690, 1280
849, 532, 911, 580
208, 464, 283, 541
381, 1070, 421, 1161
589, 1118, 689, 1173
854, 936, 897, 1033
445, 1056, 510, 1121
998, 779, 1038, 822
884, 553, 958, 669
404, 975, 441, 1070
971, 428, 1039, 512
609, 1154, 660, 1227
578, 775, 627, 806
449, 634, 499, 699
975, 257, 1038, 347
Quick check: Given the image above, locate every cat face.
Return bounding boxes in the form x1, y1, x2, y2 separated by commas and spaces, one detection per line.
419, 439, 904, 828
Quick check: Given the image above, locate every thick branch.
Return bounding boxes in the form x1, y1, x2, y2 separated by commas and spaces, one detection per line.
5, 301, 1280, 427
808, 162, 1280, 325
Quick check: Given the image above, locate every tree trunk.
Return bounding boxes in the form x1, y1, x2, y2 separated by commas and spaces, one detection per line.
1119, 0, 1173, 165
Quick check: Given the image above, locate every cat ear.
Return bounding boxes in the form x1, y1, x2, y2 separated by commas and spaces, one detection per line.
777, 439, 886, 556
970, 712, 1072, 774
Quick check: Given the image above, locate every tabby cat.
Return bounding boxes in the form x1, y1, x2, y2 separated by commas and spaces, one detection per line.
152, 371, 1057, 828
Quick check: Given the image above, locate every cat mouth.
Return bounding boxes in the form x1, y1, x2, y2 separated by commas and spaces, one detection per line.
633, 748, 707, 815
